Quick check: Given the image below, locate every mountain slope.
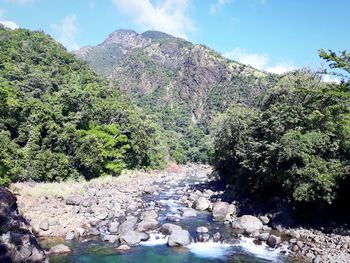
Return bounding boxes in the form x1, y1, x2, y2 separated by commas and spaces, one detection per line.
75, 29, 276, 162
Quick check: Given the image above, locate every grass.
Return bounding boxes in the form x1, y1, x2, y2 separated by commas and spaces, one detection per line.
10, 168, 162, 198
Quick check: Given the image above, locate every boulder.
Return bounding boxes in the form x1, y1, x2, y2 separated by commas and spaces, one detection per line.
120, 231, 149, 246
39, 221, 49, 231
197, 234, 210, 242
116, 244, 130, 251
118, 216, 137, 234
141, 210, 158, 220
213, 232, 221, 242
259, 215, 270, 225
167, 229, 191, 246
196, 226, 209, 233
137, 219, 158, 232
49, 244, 71, 254
93, 208, 109, 220
266, 235, 281, 248
65, 195, 82, 206
193, 197, 210, 211
107, 222, 120, 234
182, 208, 197, 217
160, 223, 183, 235
212, 201, 235, 221
102, 234, 119, 243
257, 232, 270, 241
232, 215, 263, 233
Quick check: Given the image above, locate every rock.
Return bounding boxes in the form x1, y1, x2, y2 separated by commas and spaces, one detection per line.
213, 232, 221, 242
259, 216, 270, 225
120, 230, 149, 246
212, 201, 235, 221
160, 223, 183, 235
108, 222, 120, 233
196, 226, 209, 233
232, 215, 263, 233
167, 229, 191, 246
137, 219, 158, 232
193, 197, 210, 211
141, 210, 158, 220
81, 197, 96, 207
39, 221, 49, 231
313, 255, 321, 263
49, 244, 71, 254
0, 187, 47, 262
93, 208, 109, 220
166, 215, 180, 222
266, 235, 281, 248
65, 231, 76, 240
102, 234, 119, 243
182, 208, 197, 217
118, 216, 137, 234
258, 232, 270, 241
197, 234, 210, 242
116, 244, 130, 251
291, 244, 299, 252
65, 195, 82, 206
287, 230, 300, 239
88, 228, 100, 236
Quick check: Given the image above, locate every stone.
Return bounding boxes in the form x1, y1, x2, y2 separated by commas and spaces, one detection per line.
259, 216, 270, 225
39, 221, 49, 231
266, 235, 281, 248
258, 232, 270, 241
291, 244, 299, 252
137, 219, 158, 232
108, 222, 120, 234
160, 223, 183, 235
141, 210, 158, 220
212, 201, 235, 221
196, 226, 209, 233
93, 208, 109, 220
102, 234, 119, 243
193, 197, 210, 211
168, 229, 192, 246
213, 232, 221, 242
116, 244, 130, 251
182, 208, 197, 217
65, 195, 82, 206
65, 231, 76, 240
49, 244, 71, 254
118, 216, 137, 234
120, 230, 149, 246
88, 228, 100, 236
232, 215, 263, 233
287, 230, 300, 239
197, 234, 210, 242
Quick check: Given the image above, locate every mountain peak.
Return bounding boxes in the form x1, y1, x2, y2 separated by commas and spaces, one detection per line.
141, 30, 175, 40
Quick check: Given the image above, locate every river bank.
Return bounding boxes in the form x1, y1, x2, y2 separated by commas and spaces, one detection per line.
9, 164, 350, 262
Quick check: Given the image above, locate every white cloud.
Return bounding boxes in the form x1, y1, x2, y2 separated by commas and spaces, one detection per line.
266, 63, 297, 74
0, 20, 19, 29
321, 74, 341, 84
52, 15, 80, 51
112, 0, 195, 39
210, 0, 232, 14
224, 48, 269, 70
224, 47, 297, 74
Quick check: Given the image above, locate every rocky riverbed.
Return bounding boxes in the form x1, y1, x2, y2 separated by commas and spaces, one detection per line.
7, 164, 350, 262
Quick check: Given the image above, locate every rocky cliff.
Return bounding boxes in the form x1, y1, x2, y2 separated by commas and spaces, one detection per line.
0, 187, 47, 263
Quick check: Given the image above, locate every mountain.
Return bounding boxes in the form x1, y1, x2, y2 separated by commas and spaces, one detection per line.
75, 29, 276, 162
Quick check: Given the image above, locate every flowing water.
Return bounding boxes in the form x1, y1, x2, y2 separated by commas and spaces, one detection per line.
43, 173, 301, 263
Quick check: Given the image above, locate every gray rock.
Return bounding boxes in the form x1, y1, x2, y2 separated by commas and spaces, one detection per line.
119, 216, 137, 234
108, 222, 120, 233
168, 229, 191, 246
182, 208, 197, 217
259, 216, 270, 225
160, 223, 183, 235
120, 230, 149, 246
266, 235, 281, 248
88, 228, 100, 236
137, 219, 158, 232
212, 201, 235, 221
287, 230, 300, 239
141, 210, 158, 220
94, 208, 109, 220
65, 231, 76, 240
196, 226, 209, 233
258, 232, 270, 241
65, 195, 82, 206
49, 244, 71, 254
232, 215, 263, 233
197, 234, 210, 242
39, 221, 49, 231
102, 234, 119, 243
193, 197, 210, 211
116, 244, 130, 251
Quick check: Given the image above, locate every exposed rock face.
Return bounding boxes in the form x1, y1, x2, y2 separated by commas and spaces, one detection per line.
167, 229, 191, 246
0, 187, 47, 262
231, 215, 263, 233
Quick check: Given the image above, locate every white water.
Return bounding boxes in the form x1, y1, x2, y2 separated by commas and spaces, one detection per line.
186, 242, 232, 258
140, 233, 168, 246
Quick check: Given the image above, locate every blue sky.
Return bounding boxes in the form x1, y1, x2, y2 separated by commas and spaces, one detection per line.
0, 0, 349, 76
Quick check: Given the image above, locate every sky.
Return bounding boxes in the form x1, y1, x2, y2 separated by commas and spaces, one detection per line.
0, 0, 349, 77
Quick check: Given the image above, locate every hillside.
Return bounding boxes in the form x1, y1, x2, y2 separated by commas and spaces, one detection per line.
0, 27, 166, 186
75, 29, 277, 162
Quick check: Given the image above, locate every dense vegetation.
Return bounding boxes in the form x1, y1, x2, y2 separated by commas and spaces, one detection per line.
211, 51, 350, 206
0, 27, 167, 186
